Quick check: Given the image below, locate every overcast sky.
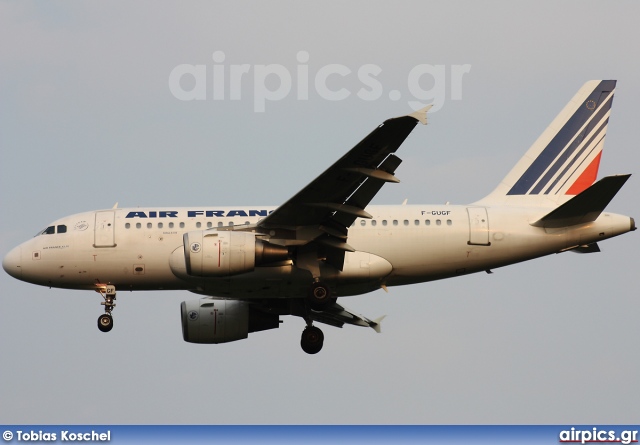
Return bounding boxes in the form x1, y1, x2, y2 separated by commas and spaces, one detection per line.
1, 1, 639, 424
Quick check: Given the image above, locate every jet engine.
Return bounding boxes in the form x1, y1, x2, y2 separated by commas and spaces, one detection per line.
181, 298, 280, 344
178, 230, 289, 277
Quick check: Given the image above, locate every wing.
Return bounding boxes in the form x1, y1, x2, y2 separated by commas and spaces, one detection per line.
257, 106, 431, 268
246, 298, 385, 332
308, 301, 385, 333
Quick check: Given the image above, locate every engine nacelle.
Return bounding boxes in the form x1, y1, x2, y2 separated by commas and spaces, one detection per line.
181, 298, 280, 344
179, 230, 288, 277
181, 299, 249, 343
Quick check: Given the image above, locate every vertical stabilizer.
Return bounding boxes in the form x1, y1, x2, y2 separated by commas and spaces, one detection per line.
477, 80, 616, 208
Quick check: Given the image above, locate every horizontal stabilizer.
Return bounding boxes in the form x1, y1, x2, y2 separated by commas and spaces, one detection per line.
568, 243, 601, 254
531, 174, 630, 228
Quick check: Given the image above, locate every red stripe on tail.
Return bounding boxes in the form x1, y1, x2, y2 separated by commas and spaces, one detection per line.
566, 151, 602, 195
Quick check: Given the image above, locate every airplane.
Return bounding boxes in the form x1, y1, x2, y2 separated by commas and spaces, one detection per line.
2, 80, 635, 354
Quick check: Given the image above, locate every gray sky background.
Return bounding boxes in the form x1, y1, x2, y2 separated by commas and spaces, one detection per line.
1, 1, 639, 424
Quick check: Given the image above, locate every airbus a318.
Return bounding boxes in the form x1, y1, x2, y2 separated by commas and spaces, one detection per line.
3, 80, 634, 354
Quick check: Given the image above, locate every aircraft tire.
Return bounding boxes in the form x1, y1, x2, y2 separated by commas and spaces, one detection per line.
300, 326, 324, 354
97, 314, 114, 333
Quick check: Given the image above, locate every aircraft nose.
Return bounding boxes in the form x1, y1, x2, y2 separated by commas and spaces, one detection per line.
3, 246, 22, 279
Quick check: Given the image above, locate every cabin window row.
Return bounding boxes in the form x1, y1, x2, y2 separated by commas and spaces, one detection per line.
124, 221, 250, 229
355, 219, 453, 227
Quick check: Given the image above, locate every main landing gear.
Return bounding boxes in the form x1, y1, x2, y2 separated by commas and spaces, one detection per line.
298, 281, 334, 353
300, 282, 332, 354
306, 281, 336, 311
300, 323, 324, 355
97, 284, 116, 333
296, 249, 336, 311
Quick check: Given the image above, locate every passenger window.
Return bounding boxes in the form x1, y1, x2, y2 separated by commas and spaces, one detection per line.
158, 222, 163, 229
169, 222, 174, 229
147, 223, 152, 229
125, 223, 131, 229
57, 225, 67, 233
371, 220, 377, 226
360, 220, 366, 226
218, 222, 223, 228
447, 219, 452, 226
136, 223, 141, 229
425, 220, 431, 226
196, 222, 201, 228
382, 220, 388, 226
436, 219, 442, 226
180, 222, 185, 228
414, 220, 420, 226
393, 220, 398, 226
228, 222, 234, 227
207, 222, 213, 228
403, 220, 409, 226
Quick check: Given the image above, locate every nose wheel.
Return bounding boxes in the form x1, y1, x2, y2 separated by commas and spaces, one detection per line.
96, 284, 116, 333
97, 313, 113, 332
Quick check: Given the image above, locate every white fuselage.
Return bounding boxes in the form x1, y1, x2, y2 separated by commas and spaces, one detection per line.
3, 205, 633, 300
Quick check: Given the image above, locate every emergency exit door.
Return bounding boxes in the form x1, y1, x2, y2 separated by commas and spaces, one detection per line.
467, 207, 490, 246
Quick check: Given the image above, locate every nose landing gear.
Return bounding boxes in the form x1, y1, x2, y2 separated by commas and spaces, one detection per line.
96, 284, 116, 333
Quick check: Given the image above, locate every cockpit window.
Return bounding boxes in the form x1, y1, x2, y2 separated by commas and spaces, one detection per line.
41, 226, 55, 235
37, 225, 67, 236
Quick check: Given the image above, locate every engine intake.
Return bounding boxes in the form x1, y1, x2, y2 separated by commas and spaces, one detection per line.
180, 230, 288, 277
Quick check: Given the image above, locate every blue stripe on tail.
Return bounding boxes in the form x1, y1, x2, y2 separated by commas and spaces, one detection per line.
507, 80, 616, 195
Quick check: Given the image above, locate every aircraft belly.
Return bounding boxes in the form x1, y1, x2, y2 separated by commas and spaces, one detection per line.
190, 259, 395, 299
198, 265, 310, 299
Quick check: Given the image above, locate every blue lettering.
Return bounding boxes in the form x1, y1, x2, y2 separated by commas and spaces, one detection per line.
126, 211, 147, 218
125, 209, 271, 219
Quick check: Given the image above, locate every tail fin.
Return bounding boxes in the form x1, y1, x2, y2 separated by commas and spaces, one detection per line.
477, 80, 616, 207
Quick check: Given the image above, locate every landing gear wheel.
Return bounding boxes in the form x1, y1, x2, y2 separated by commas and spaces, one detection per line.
307, 282, 335, 311
300, 326, 324, 354
97, 313, 113, 333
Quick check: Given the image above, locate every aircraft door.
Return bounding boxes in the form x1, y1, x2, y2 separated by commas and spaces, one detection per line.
94, 211, 116, 247
467, 207, 490, 246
